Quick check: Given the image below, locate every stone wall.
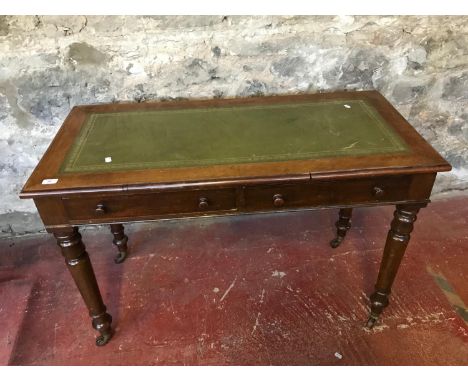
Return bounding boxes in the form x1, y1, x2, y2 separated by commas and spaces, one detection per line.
0, 15, 467, 236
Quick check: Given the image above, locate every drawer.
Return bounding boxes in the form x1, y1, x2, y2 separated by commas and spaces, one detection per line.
63, 188, 237, 222
243, 176, 413, 211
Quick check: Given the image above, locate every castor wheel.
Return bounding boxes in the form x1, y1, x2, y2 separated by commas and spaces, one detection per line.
92, 312, 113, 346
114, 251, 128, 264
110, 224, 129, 264
330, 208, 352, 248
330, 237, 343, 248
96, 331, 113, 346
365, 316, 378, 329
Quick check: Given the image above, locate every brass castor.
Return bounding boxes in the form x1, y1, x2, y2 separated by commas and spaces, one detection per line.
365, 316, 378, 329
96, 331, 113, 346
330, 208, 352, 249
330, 237, 343, 248
114, 251, 128, 264
92, 312, 113, 346
110, 224, 129, 264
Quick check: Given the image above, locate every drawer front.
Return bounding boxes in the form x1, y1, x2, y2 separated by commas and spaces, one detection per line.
63, 188, 237, 222
243, 176, 413, 211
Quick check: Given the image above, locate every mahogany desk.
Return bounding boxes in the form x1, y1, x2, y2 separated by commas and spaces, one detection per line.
20, 91, 451, 346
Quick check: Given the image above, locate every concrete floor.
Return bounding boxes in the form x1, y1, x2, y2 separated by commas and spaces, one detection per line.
0, 196, 467, 365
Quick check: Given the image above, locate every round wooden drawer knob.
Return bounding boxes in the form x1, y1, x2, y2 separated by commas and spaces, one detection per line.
95, 203, 106, 214
198, 197, 209, 209
273, 194, 285, 207
372, 186, 385, 198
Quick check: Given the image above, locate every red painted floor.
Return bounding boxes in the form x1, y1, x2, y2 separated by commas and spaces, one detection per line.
0, 196, 467, 365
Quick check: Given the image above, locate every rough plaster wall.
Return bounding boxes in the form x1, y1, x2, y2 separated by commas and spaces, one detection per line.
0, 15, 467, 235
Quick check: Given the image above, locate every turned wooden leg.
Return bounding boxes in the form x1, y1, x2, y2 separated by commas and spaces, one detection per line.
53, 227, 113, 346
366, 203, 426, 328
110, 224, 128, 264
330, 208, 353, 248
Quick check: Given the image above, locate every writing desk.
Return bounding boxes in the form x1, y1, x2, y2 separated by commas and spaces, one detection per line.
20, 91, 451, 346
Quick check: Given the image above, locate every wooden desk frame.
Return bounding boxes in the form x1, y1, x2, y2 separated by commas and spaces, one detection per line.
20, 91, 451, 346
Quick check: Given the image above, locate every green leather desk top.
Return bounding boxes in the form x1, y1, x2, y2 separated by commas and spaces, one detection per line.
60, 99, 409, 174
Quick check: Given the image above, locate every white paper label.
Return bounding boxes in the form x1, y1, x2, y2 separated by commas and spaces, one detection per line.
42, 178, 58, 185
105, 157, 112, 163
